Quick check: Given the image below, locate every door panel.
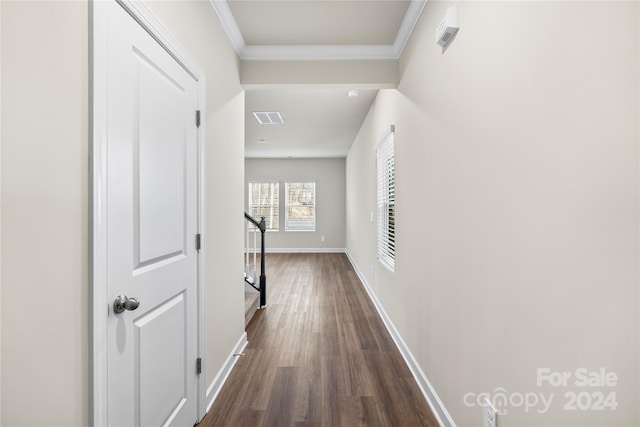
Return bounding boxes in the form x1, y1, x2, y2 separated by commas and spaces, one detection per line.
105, 3, 199, 426
135, 49, 187, 266
134, 292, 187, 426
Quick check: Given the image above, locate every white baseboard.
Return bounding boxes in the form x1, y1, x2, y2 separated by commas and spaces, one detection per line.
205, 332, 248, 412
344, 250, 456, 427
265, 248, 345, 253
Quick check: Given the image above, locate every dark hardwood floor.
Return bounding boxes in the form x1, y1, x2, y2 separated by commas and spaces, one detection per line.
199, 253, 439, 427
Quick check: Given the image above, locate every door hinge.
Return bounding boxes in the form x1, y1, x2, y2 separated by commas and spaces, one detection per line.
196, 110, 201, 128
196, 233, 201, 251
196, 357, 202, 375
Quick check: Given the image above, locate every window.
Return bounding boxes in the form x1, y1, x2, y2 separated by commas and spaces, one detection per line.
285, 182, 316, 231
376, 129, 395, 271
248, 182, 279, 231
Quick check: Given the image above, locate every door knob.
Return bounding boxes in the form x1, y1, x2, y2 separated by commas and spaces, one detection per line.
113, 295, 140, 314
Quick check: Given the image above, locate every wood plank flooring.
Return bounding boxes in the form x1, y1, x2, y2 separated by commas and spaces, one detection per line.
199, 253, 439, 427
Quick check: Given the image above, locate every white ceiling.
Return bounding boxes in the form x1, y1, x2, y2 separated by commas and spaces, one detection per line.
228, 1, 410, 47
245, 88, 378, 158
211, 0, 426, 60
210, 0, 427, 158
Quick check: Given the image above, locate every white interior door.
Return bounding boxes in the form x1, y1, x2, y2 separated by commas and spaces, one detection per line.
103, 2, 200, 426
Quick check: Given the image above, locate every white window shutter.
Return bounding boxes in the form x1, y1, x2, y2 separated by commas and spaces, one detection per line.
376, 130, 395, 272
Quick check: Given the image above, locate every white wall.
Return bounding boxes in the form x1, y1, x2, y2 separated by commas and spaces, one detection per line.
1, 1, 3, 419
245, 158, 346, 251
1, 2, 89, 424
346, 2, 639, 426
0, 1, 245, 425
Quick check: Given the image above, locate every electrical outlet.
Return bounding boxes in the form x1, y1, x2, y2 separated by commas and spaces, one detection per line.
321, 235, 325, 242
483, 398, 497, 427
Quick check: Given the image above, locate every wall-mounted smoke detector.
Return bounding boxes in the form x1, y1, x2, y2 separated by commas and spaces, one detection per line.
253, 111, 284, 125
347, 90, 359, 98
436, 5, 460, 49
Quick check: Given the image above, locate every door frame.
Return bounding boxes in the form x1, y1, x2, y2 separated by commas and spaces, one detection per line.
90, 0, 207, 424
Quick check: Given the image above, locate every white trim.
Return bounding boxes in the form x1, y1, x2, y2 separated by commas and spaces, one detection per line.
392, 0, 428, 56
208, 0, 427, 61
345, 250, 457, 427
196, 73, 207, 423
118, 1, 204, 79
264, 248, 345, 254
207, 0, 246, 55
90, 1, 207, 424
240, 44, 397, 61
206, 333, 249, 412
89, 2, 109, 424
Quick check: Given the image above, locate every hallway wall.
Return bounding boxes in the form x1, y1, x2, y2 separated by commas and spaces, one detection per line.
346, 2, 639, 426
1, 2, 89, 424
245, 158, 346, 251
0, 1, 245, 425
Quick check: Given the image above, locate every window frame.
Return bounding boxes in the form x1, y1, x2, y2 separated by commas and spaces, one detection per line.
247, 182, 280, 231
284, 182, 316, 232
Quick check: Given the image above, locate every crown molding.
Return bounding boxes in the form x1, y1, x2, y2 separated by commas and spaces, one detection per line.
208, 0, 247, 54
208, 0, 427, 61
241, 44, 397, 61
393, 0, 428, 56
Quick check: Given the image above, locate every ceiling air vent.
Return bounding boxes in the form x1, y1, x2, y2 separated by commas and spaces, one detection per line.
253, 111, 284, 125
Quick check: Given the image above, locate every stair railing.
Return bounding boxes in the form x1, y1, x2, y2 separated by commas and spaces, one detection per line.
244, 212, 266, 307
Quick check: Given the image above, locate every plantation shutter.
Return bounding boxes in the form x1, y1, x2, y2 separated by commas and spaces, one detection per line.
376, 128, 395, 271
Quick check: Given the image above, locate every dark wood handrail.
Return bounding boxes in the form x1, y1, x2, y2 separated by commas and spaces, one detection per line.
244, 212, 267, 307
244, 212, 266, 232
